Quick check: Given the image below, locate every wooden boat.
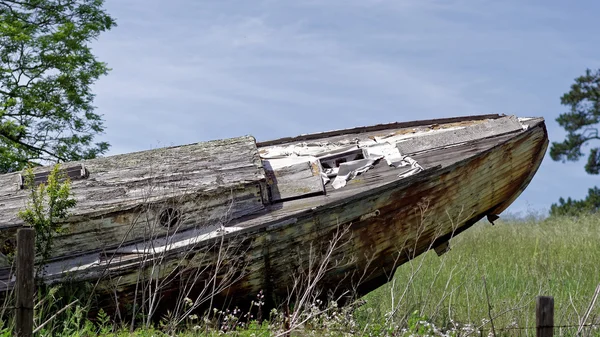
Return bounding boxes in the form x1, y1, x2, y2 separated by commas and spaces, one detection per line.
0, 114, 547, 316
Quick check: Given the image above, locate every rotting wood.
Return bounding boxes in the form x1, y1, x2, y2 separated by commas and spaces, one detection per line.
0, 136, 266, 263
0, 114, 548, 317
79, 119, 546, 316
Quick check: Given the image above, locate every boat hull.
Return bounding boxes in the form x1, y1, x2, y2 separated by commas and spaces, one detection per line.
80, 117, 548, 315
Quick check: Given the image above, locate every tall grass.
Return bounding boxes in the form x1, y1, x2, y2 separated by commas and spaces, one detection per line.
2, 214, 600, 336
357, 214, 600, 335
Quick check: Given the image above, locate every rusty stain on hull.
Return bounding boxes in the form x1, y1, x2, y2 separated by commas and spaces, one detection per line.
0, 115, 548, 316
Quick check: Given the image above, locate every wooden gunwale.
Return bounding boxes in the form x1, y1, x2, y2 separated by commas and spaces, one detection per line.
256, 114, 503, 147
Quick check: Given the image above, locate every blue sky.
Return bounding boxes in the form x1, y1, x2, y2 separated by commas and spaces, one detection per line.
91, 0, 599, 215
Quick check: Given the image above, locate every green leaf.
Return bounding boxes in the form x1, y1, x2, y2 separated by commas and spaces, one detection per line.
0, 0, 116, 173
17, 164, 77, 275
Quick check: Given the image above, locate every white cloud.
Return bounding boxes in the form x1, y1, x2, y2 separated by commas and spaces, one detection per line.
91, 0, 600, 212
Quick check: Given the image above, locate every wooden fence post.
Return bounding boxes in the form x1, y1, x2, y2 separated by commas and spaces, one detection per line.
15, 228, 34, 337
536, 296, 554, 337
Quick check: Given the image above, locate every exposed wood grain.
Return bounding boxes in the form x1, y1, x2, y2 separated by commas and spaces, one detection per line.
396, 115, 523, 155
256, 114, 502, 147
84, 119, 546, 315
263, 158, 325, 202
0, 136, 266, 262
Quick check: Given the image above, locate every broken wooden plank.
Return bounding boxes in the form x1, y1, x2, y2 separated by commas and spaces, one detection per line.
263, 157, 325, 202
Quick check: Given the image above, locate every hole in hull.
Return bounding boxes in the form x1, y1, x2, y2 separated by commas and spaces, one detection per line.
159, 208, 181, 228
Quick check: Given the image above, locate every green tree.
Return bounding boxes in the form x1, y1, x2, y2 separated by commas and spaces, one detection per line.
550, 186, 600, 217
17, 164, 76, 275
0, 0, 116, 173
550, 69, 600, 215
550, 68, 600, 173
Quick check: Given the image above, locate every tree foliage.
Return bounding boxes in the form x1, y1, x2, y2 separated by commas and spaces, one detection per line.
0, 0, 115, 173
550, 69, 600, 174
550, 186, 600, 217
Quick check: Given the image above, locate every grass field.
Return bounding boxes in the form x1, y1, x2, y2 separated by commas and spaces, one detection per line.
356, 214, 600, 336
3, 214, 600, 336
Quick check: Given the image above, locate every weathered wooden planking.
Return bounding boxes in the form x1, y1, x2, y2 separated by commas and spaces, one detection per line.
257, 118, 497, 159
0, 119, 547, 280
0, 116, 509, 263
256, 114, 502, 147
0, 115, 548, 317
263, 158, 325, 202
241, 119, 547, 307
396, 115, 524, 155
0, 136, 266, 261
28, 117, 547, 315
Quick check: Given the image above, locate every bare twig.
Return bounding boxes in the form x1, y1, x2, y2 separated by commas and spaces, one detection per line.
482, 276, 497, 336
577, 283, 600, 336
33, 299, 78, 334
